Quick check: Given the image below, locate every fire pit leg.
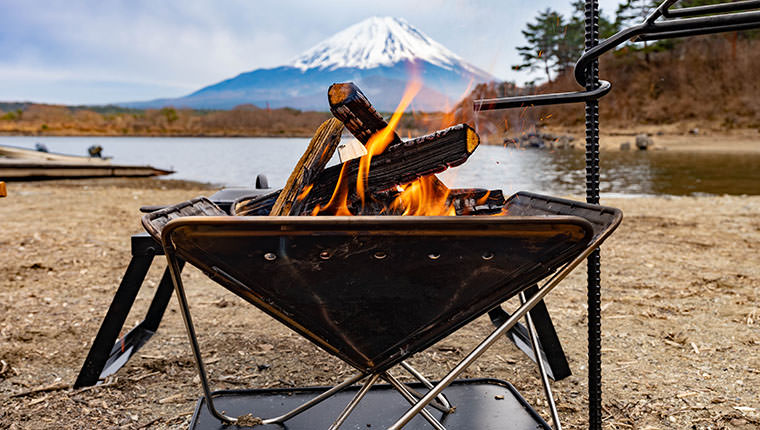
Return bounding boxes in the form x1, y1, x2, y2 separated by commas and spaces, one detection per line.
260, 372, 367, 425
383, 372, 447, 430
164, 245, 238, 424
520, 291, 562, 430
328, 373, 381, 430
400, 361, 454, 413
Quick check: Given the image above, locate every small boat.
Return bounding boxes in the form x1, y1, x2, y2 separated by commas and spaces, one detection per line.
0, 144, 112, 164
0, 144, 173, 180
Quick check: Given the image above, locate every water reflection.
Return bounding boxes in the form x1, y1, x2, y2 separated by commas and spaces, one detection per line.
2, 136, 758, 196
442, 147, 760, 196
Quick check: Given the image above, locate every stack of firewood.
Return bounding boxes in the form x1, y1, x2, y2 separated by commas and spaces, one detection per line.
233, 83, 505, 217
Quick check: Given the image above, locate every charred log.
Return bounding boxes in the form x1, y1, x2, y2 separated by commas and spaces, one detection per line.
302, 124, 479, 214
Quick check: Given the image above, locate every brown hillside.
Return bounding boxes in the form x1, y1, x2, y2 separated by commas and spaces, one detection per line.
449, 35, 760, 142
542, 35, 760, 128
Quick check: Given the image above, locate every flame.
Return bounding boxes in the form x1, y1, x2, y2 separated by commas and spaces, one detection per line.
387, 176, 455, 216
311, 163, 352, 216
296, 183, 314, 202
312, 65, 470, 217
475, 190, 491, 206
356, 76, 423, 206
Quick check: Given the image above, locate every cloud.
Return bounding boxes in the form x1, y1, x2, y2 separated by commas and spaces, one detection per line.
0, 0, 625, 104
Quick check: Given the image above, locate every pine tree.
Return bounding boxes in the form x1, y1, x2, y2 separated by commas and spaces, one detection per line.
514, 3, 618, 82
615, 0, 659, 61
514, 8, 565, 83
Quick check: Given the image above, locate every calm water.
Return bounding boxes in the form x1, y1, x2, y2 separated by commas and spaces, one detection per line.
3, 136, 759, 196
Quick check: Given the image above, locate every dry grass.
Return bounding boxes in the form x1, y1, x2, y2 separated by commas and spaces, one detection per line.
0, 178, 759, 429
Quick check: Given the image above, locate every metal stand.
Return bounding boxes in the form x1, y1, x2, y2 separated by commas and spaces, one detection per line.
75, 186, 271, 388
163, 216, 618, 429
488, 284, 572, 382
74, 233, 182, 388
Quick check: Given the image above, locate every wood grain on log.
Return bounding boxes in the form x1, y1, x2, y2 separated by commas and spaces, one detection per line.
328, 82, 456, 192
328, 83, 403, 148
303, 123, 479, 214
269, 118, 344, 216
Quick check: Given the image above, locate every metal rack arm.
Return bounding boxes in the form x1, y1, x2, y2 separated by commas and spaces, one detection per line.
473, 80, 610, 111
476, 0, 760, 111
663, 0, 760, 18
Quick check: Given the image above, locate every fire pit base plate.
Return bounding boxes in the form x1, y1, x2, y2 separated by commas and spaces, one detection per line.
188, 378, 549, 430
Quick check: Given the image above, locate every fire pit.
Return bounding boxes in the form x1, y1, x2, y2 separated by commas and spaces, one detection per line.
137, 81, 622, 429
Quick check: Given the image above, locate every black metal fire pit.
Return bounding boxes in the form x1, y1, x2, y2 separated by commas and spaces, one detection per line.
142, 191, 621, 429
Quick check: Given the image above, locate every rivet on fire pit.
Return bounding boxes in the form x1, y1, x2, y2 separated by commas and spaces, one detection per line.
427, 253, 441, 260
482, 252, 494, 261
319, 251, 331, 260
373, 251, 387, 260
264, 252, 277, 261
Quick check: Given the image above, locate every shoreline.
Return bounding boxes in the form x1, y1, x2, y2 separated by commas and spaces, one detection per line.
2, 125, 759, 153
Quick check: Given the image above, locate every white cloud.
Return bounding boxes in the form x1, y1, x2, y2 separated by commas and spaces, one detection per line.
0, 0, 628, 104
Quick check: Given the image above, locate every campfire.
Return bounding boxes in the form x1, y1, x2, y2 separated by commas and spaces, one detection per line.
232, 82, 505, 218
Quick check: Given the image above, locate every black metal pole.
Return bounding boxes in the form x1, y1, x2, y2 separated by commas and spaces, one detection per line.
583, 1, 602, 430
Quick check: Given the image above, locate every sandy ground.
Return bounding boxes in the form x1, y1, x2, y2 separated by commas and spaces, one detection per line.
1, 178, 759, 429
542, 126, 760, 153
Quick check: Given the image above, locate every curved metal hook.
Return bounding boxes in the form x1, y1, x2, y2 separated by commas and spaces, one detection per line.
474, 80, 611, 111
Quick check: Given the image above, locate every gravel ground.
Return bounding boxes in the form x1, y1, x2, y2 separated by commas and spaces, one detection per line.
1, 178, 758, 429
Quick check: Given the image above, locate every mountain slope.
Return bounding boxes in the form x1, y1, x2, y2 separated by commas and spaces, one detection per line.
123, 17, 494, 112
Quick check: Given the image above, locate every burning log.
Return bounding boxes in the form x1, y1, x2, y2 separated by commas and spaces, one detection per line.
448, 189, 506, 215
328, 82, 404, 149
233, 124, 479, 216
270, 118, 344, 216
328, 82, 451, 190
233, 83, 481, 216
302, 123, 478, 214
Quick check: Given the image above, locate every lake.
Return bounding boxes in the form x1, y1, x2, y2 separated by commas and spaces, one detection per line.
3, 136, 759, 196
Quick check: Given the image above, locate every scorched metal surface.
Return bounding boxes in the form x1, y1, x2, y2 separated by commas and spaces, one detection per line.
145, 199, 596, 373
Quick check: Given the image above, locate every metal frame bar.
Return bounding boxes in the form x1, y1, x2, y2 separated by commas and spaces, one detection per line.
663, 0, 760, 18
488, 284, 572, 382
400, 361, 454, 413
164, 242, 381, 426
328, 374, 381, 430
74, 234, 183, 388
382, 372, 447, 430
263, 372, 367, 425
520, 291, 562, 430
388, 220, 616, 429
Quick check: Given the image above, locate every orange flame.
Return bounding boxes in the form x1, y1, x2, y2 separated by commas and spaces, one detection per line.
312, 65, 465, 217
311, 163, 352, 216
386, 176, 455, 216
296, 183, 314, 202
356, 76, 423, 206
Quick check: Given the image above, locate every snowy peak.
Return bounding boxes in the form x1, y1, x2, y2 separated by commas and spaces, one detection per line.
290, 16, 486, 76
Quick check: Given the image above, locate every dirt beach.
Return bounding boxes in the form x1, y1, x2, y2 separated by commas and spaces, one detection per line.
541, 126, 760, 154
1, 178, 758, 429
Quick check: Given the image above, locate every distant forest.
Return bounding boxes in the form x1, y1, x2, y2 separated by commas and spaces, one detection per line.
1, 0, 758, 139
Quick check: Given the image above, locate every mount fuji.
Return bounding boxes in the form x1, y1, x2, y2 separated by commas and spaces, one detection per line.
123, 17, 495, 112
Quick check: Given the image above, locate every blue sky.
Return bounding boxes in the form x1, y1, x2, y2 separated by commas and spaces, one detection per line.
0, 0, 622, 105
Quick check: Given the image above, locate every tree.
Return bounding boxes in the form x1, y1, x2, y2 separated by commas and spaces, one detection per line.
514, 8, 566, 82
615, 0, 660, 61
514, 3, 618, 82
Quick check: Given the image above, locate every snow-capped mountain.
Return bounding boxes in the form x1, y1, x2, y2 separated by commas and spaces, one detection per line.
123, 17, 494, 112
291, 17, 487, 75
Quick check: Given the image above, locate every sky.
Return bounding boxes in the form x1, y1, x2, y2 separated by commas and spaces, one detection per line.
0, 0, 622, 105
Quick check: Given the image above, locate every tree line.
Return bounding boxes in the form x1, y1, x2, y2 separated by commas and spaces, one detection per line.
514, 0, 757, 83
